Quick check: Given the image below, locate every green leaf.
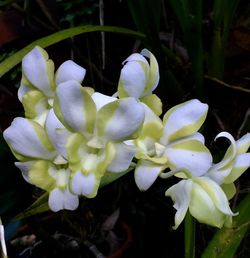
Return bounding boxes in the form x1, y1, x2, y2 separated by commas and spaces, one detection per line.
0, 25, 144, 77
15, 192, 50, 220
201, 193, 250, 258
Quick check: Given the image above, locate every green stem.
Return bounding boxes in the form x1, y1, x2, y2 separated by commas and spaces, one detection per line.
185, 211, 196, 258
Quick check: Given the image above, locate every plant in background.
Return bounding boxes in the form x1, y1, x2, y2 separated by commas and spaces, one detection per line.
1, 46, 250, 258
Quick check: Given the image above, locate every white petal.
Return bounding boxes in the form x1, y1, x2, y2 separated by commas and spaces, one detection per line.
194, 177, 235, 216
45, 109, 71, 158
224, 153, 250, 183
118, 54, 148, 98
3, 117, 55, 160
211, 132, 237, 171
165, 137, 212, 176
165, 179, 193, 229
134, 160, 163, 191
54, 80, 96, 133
22, 46, 55, 97
55, 60, 86, 85
140, 49, 160, 94
108, 142, 136, 172
18, 80, 32, 102
91, 92, 117, 111
161, 99, 208, 144
97, 97, 145, 141
49, 188, 79, 212
15, 161, 35, 183
70, 172, 98, 198
236, 133, 250, 154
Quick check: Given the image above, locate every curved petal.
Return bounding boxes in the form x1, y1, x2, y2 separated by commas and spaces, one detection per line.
22, 90, 49, 125
28, 160, 56, 191
49, 188, 79, 212
134, 160, 163, 191
3, 117, 56, 160
165, 138, 212, 176
140, 49, 159, 95
70, 172, 100, 198
97, 97, 145, 141
15, 161, 36, 183
22, 46, 55, 97
211, 132, 237, 171
54, 80, 96, 134
118, 53, 149, 98
236, 132, 250, 154
194, 177, 235, 216
140, 94, 162, 116
189, 181, 228, 228
46, 109, 71, 159
91, 92, 117, 111
224, 153, 250, 183
165, 179, 193, 229
18, 76, 33, 102
161, 99, 208, 145
108, 142, 136, 173
55, 60, 86, 85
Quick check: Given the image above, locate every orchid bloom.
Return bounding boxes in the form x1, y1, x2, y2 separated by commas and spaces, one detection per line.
53, 80, 145, 198
117, 49, 162, 115
165, 176, 236, 229
206, 132, 250, 199
165, 132, 250, 229
3, 113, 79, 212
18, 46, 86, 125
134, 99, 212, 191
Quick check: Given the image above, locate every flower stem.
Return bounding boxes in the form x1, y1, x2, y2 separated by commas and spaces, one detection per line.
184, 211, 195, 258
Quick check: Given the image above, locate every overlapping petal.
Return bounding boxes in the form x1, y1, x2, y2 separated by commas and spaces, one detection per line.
22, 46, 55, 98
165, 179, 193, 229
164, 136, 212, 177
107, 142, 136, 173
97, 97, 145, 141
3, 117, 56, 160
49, 188, 79, 212
55, 60, 86, 85
118, 49, 159, 99
135, 160, 164, 191
161, 99, 208, 145
54, 80, 96, 134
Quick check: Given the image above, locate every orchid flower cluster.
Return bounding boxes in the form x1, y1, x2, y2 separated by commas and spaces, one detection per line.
3, 46, 250, 229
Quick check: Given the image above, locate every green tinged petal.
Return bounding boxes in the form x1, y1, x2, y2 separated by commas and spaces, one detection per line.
140, 94, 162, 116
97, 97, 145, 141
54, 80, 97, 134
29, 160, 56, 191
22, 90, 49, 125
161, 99, 208, 144
22, 46, 55, 97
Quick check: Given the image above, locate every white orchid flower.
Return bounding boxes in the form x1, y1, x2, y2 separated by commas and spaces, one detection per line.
134, 99, 212, 191
18, 46, 86, 125
165, 176, 237, 229
117, 49, 162, 115
53, 80, 145, 198
207, 132, 250, 199
3, 116, 79, 212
